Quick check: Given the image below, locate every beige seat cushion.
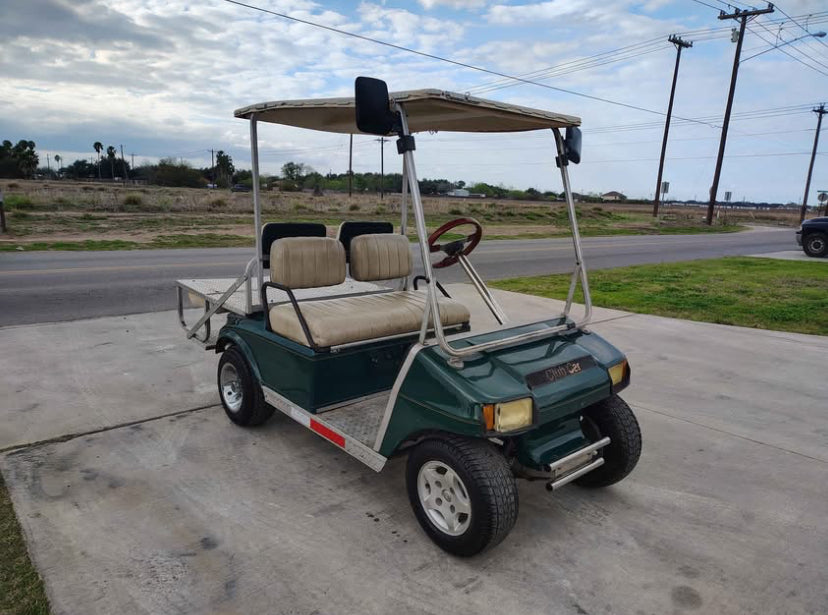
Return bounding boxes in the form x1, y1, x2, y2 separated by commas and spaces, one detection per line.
350, 234, 411, 281
270, 237, 345, 289
269, 291, 470, 348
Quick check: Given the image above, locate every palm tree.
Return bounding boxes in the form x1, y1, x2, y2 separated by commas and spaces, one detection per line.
54, 154, 61, 176
106, 145, 116, 179
93, 142, 103, 180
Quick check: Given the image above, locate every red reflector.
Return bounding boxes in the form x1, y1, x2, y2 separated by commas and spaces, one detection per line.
310, 420, 345, 448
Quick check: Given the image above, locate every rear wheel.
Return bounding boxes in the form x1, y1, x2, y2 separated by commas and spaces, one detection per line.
217, 346, 273, 426
575, 395, 641, 488
406, 436, 518, 557
803, 232, 827, 258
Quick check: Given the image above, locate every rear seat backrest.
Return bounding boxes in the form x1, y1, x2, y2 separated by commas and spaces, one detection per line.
350, 234, 411, 281
270, 237, 346, 289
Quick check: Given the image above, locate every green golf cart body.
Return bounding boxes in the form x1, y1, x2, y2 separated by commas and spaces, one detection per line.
178, 78, 641, 556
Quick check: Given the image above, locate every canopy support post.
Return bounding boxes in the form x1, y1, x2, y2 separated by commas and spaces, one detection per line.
552, 127, 592, 324
399, 156, 409, 290
250, 114, 263, 289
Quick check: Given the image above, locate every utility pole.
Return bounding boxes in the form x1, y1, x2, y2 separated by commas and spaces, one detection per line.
348, 134, 353, 198
210, 149, 215, 185
653, 35, 692, 218
376, 137, 387, 199
130, 152, 135, 171
800, 104, 826, 223
47, 153, 51, 173
706, 4, 775, 225
120, 144, 127, 184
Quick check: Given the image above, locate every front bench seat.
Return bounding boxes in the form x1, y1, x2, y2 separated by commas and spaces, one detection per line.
267, 235, 469, 348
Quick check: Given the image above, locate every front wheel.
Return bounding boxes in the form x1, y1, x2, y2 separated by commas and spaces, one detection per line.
406, 436, 518, 557
803, 232, 827, 258
575, 395, 641, 488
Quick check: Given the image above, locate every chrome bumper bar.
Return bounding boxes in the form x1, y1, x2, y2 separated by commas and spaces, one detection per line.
545, 436, 610, 491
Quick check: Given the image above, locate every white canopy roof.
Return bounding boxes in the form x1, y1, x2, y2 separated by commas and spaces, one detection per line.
234, 89, 580, 134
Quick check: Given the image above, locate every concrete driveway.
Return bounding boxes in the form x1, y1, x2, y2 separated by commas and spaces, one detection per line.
1, 286, 826, 615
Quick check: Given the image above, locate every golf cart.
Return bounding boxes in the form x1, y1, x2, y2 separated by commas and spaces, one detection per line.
177, 77, 641, 556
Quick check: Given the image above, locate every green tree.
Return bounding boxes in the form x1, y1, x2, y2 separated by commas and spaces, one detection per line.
281, 161, 306, 181
215, 150, 234, 187
54, 154, 61, 172
93, 141, 103, 179
0, 140, 39, 178
106, 145, 116, 179
144, 158, 206, 187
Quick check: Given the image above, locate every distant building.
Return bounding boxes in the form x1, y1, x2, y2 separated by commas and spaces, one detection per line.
602, 191, 626, 202
447, 188, 470, 198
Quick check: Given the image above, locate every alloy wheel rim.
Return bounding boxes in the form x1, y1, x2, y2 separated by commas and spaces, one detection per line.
220, 363, 243, 412
417, 460, 471, 536
809, 237, 825, 252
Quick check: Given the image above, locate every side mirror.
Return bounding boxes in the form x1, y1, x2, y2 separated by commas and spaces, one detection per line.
564, 127, 581, 164
355, 77, 397, 135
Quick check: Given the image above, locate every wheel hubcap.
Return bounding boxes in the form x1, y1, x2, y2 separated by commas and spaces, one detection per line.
809, 237, 825, 252
417, 461, 471, 536
219, 363, 243, 412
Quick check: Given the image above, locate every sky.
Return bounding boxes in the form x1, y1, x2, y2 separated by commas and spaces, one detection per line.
2, 0, 827, 203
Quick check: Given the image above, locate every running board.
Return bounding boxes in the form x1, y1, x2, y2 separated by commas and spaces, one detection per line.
262, 385, 388, 472
545, 436, 610, 491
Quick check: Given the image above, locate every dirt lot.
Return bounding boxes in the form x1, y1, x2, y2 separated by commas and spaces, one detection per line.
0, 180, 792, 250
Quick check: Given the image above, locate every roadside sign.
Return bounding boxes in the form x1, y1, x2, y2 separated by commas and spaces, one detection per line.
724, 191, 732, 202
661, 181, 669, 195
818, 192, 827, 203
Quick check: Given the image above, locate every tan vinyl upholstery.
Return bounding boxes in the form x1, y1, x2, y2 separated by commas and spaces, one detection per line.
270, 237, 345, 289
269, 291, 470, 348
349, 233, 412, 281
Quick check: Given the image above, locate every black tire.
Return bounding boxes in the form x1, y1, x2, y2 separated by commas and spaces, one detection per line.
217, 346, 274, 426
803, 232, 827, 258
574, 395, 641, 488
406, 436, 518, 557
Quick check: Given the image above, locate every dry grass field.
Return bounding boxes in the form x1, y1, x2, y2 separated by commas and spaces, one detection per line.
0, 180, 797, 251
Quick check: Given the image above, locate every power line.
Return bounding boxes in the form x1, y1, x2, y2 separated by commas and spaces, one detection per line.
220, 0, 719, 129
689, 0, 724, 11
749, 21, 828, 70
747, 24, 828, 76
772, 2, 828, 51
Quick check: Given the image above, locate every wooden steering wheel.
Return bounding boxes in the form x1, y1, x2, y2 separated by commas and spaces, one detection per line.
428, 217, 483, 269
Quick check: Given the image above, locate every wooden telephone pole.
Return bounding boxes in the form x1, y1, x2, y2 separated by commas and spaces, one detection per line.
800, 104, 826, 223
706, 4, 775, 225
653, 35, 692, 218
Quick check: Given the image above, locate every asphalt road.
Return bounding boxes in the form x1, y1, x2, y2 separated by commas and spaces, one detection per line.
0, 228, 794, 326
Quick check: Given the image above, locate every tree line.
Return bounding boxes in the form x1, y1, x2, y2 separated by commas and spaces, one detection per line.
2, 139, 564, 200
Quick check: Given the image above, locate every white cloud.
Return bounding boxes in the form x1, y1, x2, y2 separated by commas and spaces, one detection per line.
418, 0, 489, 8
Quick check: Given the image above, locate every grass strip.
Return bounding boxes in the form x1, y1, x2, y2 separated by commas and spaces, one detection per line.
0, 471, 50, 615
490, 257, 828, 335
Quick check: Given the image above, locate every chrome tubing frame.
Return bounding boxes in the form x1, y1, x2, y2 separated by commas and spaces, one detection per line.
396, 105, 592, 361
250, 115, 264, 290
180, 256, 257, 340
457, 254, 507, 325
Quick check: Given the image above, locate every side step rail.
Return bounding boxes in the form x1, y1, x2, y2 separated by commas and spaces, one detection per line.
262, 385, 388, 472
178, 257, 257, 346
545, 436, 610, 491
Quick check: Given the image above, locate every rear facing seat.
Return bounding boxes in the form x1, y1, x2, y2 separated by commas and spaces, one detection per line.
266, 234, 470, 348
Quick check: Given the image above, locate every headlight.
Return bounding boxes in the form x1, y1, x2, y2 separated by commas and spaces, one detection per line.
482, 398, 533, 432
608, 359, 628, 387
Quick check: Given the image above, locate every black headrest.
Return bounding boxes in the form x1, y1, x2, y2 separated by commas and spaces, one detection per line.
337, 221, 394, 262
261, 222, 327, 268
